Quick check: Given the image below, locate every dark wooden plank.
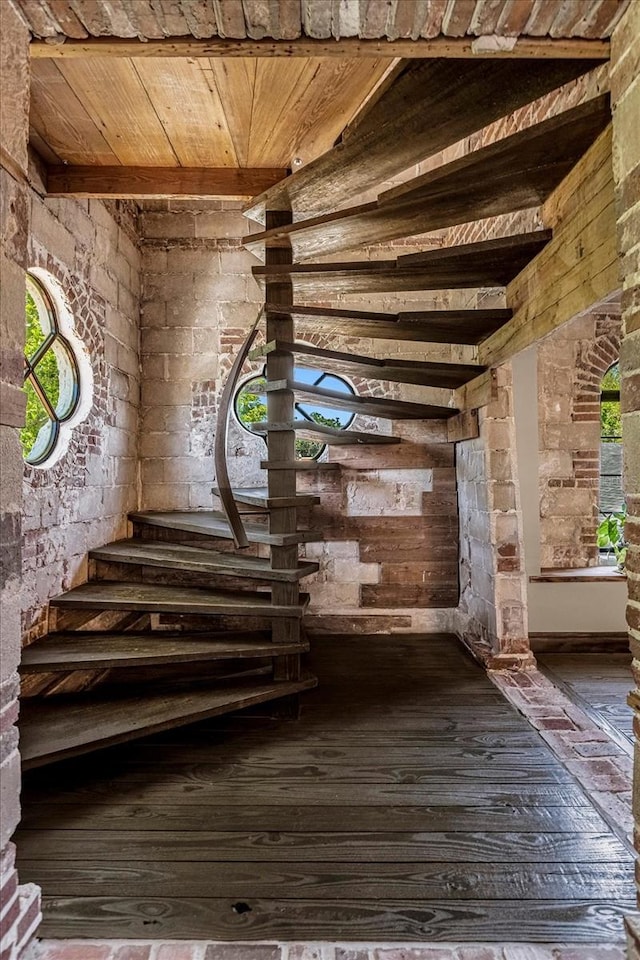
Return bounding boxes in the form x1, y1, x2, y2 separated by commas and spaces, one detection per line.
245, 97, 611, 260
265, 381, 455, 420
249, 420, 402, 445
35, 896, 633, 941
250, 340, 485, 388
245, 59, 603, 221
211, 486, 321, 509
49, 582, 310, 618
19, 632, 308, 673
18, 803, 610, 834
22, 860, 632, 900
288, 309, 513, 345
130, 510, 321, 545
20, 673, 317, 769
90, 539, 319, 582
16, 830, 627, 863
252, 231, 553, 297
46, 165, 288, 198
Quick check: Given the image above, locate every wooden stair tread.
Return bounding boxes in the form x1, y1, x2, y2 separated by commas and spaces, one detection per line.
249, 420, 401, 445
250, 340, 485, 389
130, 510, 321, 546
245, 98, 610, 262
252, 231, 553, 298
212, 485, 321, 510
20, 631, 309, 672
265, 381, 456, 420
259, 460, 341, 471
244, 59, 600, 223
49, 581, 310, 618
90, 539, 318, 582
264, 304, 513, 346
20, 671, 318, 768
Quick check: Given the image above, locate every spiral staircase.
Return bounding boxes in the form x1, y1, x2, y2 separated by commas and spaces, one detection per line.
18, 57, 610, 768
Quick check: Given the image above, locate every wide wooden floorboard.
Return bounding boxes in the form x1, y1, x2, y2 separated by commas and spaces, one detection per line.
18, 635, 633, 941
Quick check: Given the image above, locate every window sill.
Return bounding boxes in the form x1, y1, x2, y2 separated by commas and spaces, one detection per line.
529, 566, 626, 583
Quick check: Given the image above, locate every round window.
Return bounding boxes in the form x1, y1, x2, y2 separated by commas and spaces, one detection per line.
235, 365, 355, 460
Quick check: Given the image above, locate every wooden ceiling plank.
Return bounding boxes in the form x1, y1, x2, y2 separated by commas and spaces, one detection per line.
29, 36, 612, 58
247, 57, 316, 166
244, 57, 604, 221
245, 97, 610, 260
45, 165, 288, 198
29, 60, 120, 166
206, 58, 257, 168
133, 58, 238, 167
54, 58, 178, 165
29, 131, 62, 165
213, 0, 248, 38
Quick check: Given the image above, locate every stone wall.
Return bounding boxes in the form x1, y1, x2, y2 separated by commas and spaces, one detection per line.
0, 4, 42, 957
22, 191, 141, 642
610, 0, 640, 936
139, 201, 469, 632
537, 301, 622, 569
455, 362, 531, 668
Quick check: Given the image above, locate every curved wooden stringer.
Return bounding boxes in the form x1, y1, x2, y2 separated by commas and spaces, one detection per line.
214, 305, 264, 549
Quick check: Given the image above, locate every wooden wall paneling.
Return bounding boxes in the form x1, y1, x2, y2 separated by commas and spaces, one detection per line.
30, 61, 120, 165
479, 129, 619, 367
132, 59, 238, 166
53, 59, 178, 165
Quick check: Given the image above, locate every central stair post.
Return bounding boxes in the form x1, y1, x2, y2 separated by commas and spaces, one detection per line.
265, 211, 301, 685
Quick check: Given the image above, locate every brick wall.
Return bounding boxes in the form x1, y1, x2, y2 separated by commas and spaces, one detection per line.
139, 201, 473, 632
0, 4, 42, 957
455, 362, 531, 668
22, 191, 142, 642
609, 0, 640, 936
538, 301, 622, 569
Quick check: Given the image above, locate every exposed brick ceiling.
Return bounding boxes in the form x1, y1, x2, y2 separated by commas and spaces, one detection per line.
9, 0, 631, 42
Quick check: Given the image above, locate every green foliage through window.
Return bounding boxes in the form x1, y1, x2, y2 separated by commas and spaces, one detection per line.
21, 277, 80, 465
600, 362, 621, 441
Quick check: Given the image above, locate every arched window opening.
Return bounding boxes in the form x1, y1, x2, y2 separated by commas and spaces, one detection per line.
21, 274, 81, 466
235, 365, 355, 460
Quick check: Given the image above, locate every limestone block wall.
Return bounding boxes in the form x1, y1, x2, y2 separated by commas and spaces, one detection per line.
0, 5, 42, 957
22, 192, 141, 641
455, 362, 531, 667
538, 302, 622, 569
139, 202, 471, 632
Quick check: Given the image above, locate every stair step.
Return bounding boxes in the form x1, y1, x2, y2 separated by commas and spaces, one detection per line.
50, 582, 310, 618
245, 59, 599, 223
264, 303, 513, 346
265, 381, 456, 420
250, 340, 485, 389
260, 460, 340, 471
90, 539, 319, 582
249, 420, 401, 445
252, 230, 552, 298
20, 631, 309, 672
212, 485, 321, 510
130, 510, 321, 546
20, 671, 318, 768
245, 97, 610, 262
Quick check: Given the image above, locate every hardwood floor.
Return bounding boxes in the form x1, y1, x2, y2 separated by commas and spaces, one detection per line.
17, 635, 634, 941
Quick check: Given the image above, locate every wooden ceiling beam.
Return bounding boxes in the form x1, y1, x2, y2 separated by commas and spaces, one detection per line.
45, 164, 288, 199
29, 37, 610, 59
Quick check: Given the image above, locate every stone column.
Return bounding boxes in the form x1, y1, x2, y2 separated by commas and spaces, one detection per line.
609, 0, 640, 949
0, 4, 42, 956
